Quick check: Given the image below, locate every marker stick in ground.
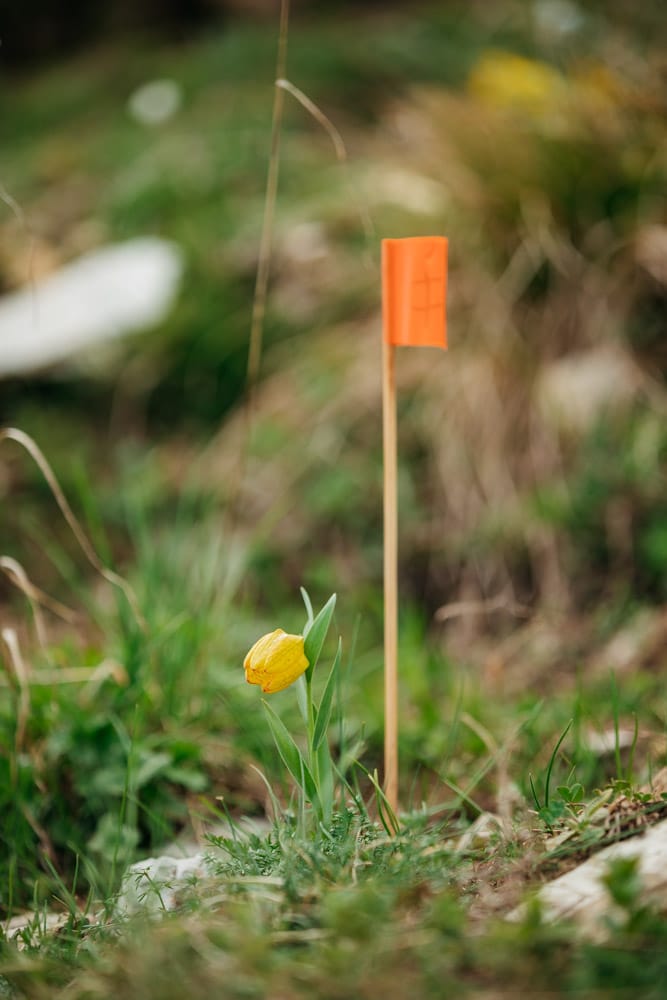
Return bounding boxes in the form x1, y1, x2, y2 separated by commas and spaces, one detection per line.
381, 236, 448, 814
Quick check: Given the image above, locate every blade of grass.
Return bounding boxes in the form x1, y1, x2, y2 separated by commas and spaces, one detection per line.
544, 720, 572, 810
262, 699, 318, 805
313, 638, 342, 751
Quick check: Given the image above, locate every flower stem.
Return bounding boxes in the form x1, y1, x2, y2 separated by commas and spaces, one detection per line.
306, 673, 320, 795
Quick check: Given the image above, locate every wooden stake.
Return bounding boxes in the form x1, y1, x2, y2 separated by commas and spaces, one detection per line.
381, 235, 447, 819
382, 337, 399, 814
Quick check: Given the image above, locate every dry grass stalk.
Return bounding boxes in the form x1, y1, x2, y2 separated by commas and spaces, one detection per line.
1, 626, 31, 755
0, 555, 78, 628
0, 426, 145, 629
277, 77, 376, 265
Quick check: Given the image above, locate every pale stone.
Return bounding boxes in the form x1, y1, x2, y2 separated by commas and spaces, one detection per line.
0, 238, 183, 377
6, 910, 70, 940
368, 167, 446, 215
128, 79, 182, 126
115, 817, 271, 916
585, 726, 637, 755
457, 812, 506, 851
116, 853, 211, 915
510, 818, 667, 938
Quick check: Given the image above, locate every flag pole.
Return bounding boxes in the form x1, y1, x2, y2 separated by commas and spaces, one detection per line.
381, 235, 447, 818
382, 335, 399, 815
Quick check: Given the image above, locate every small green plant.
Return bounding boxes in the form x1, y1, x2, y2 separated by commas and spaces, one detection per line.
529, 720, 580, 831
243, 589, 342, 829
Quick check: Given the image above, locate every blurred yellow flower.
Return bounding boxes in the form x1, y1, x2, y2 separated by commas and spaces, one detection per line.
468, 50, 564, 117
244, 628, 309, 694
571, 63, 625, 110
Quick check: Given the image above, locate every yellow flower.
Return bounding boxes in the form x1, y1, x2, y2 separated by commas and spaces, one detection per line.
244, 629, 309, 694
468, 51, 564, 117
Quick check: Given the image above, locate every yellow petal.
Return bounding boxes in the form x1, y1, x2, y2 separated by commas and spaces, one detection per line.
244, 629, 309, 694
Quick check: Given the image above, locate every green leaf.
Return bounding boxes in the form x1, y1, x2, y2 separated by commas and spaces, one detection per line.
164, 765, 209, 792
313, 638, 342, 751
89, 813, 139, 861
538, 801, 567, 827
295, 674, 309, 727
133, 751, 172, 790
528, 772, 541, 811
561, 782, 584, 804
262, 700, 318, 804
300, 587, 314, 628
304, 593, 336, 671
544, 719, 572, 809
316, 739, 334, 827
262, 700, 302, 779
356, 763, 400, 836
249, 763, 284, 824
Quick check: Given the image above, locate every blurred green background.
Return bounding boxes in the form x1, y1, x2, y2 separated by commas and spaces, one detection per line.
1, 0, 666, 909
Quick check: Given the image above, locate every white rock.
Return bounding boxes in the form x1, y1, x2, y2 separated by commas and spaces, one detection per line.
510, 819, 667, 938
116, 853, 213, 915
584, 726, 637, 755
368, 167, 446, 216
6, 909, 71, 941
116, 817, 272, 916
128, 79, 182, 126
0, 238, 183, 377
457, 812, 506, 851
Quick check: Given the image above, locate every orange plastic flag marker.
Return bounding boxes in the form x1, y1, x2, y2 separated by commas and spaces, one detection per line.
382, 236, 448, 349
381, 235, 448, 819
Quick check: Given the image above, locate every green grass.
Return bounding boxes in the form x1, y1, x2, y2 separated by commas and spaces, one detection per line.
6, 806, 667, 998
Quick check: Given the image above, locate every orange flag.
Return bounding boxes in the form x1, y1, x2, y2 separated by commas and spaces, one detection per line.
382, 236, 448, 349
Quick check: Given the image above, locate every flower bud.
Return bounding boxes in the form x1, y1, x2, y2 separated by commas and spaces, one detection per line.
244, 628, 309, 694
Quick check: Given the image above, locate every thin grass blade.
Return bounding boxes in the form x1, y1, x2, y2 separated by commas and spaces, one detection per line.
313, 638, 342, 751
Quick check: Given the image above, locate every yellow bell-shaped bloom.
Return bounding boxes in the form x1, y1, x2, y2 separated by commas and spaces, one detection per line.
244, 628, 309, 694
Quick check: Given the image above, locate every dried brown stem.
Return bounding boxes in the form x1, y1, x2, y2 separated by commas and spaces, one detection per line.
1, 627, 31, 754
0, 427, 145, 630
0, 556, 78, 625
